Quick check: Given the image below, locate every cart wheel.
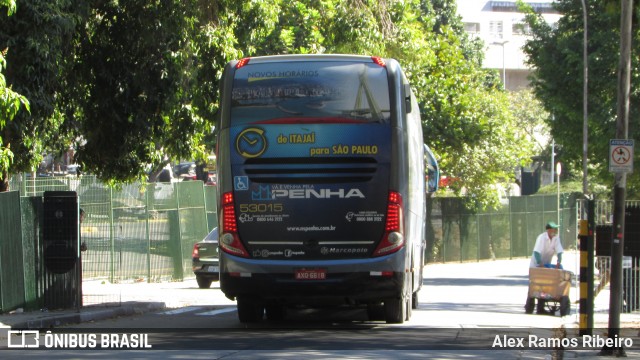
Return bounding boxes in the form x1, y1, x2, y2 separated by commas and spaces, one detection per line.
525, 297, 535, 314
560, 296, 571, 316
546, 302, 560, 315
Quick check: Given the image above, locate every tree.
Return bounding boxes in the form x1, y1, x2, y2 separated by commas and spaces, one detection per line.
509, 89, 552, 154
409, 2, 534, 208
522, 0, 640, 198
0, 0, 81, 191
1, 0, 537, 208
0, 0, 30, 190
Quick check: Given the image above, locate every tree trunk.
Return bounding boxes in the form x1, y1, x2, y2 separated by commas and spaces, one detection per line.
0, 172, 9, 192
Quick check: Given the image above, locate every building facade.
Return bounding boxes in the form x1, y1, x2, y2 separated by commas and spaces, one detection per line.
456, 0, 562, 91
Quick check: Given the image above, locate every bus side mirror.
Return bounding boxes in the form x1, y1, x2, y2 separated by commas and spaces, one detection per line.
424, 144, 439, 193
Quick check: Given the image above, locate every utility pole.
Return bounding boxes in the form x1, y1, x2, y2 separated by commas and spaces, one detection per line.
580, 0, 588, 195
601, 0, 633, 356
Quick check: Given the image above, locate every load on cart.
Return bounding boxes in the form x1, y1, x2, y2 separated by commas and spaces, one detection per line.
525, 266, 572, 316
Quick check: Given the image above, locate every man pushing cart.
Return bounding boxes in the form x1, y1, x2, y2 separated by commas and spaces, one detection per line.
524, 221, 572, 316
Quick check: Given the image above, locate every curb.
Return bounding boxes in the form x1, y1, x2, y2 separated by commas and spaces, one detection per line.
12, 302, 166, 330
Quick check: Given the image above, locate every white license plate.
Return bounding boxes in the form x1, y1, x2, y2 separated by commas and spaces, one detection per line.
206, 266, 219, 272
295, 268, 326, 280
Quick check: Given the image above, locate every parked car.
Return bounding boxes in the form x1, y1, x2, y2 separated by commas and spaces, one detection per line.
205, 172, 217, 186
173, 161, 197, 181
192, 227, 219, 288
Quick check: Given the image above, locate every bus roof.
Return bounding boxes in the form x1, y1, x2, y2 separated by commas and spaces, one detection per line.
234, 54, 386, 65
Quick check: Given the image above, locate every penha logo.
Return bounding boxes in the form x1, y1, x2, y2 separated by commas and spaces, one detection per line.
272, 188, 365, 199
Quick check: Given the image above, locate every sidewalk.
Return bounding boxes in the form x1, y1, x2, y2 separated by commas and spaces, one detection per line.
0, 279, 235, 329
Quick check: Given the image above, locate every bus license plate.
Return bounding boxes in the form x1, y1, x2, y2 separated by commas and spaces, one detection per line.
295, 269, 326, 280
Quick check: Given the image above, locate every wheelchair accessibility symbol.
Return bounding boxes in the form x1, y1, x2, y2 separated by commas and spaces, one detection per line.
234, 176, 249, 191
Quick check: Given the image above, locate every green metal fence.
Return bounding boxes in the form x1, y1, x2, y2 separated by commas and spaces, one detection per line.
8, 176, 216, 283
0, 191, 27, 312
426, 193, 578, 263
1, 175, 579, 312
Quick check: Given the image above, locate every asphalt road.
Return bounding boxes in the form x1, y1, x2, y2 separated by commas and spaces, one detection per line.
2, 253, 639, 358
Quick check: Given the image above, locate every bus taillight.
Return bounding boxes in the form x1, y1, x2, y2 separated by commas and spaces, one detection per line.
235, 58, 250, 69
220, 192, 249, 257
371, 56, 386, 67
373, 191, 404, 257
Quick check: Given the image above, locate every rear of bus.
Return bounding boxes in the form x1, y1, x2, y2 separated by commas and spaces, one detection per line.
216, 55, 420, 323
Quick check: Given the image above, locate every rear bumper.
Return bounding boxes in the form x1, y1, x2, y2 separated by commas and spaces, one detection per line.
219, 252, 406, 304
192, 259, 220, 281
221, 272, 403, 305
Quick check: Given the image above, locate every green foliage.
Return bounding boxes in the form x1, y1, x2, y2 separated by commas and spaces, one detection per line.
0, 0, 80, 183
0, 0, 538, 207
508, 89, 551, 153
0, 0, 29, 187
522, 0, 640, 198
67, 0, 217, 180
1, 0, 15, 15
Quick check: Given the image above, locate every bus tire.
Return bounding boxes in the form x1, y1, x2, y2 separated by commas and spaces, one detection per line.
384, 297, 405, 324
412, 291, 419, 310
367, 302, 385, 321
237, 296, 264, 323
265, 302, 285, 322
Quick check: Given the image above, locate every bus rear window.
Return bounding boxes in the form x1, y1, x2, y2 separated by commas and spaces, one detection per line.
230, 61, 390, 125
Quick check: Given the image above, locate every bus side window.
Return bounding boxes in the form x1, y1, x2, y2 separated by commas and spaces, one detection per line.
424, 144, 439, 193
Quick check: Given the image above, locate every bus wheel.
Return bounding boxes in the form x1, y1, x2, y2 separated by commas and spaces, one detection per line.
384, 297, 405, 324
265, 302, 286, 322
411, 291, 419, 310
367, 302, 385, 321
237, 296, 264, 323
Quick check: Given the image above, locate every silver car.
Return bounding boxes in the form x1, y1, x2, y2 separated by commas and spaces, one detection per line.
192, 228, 220, 288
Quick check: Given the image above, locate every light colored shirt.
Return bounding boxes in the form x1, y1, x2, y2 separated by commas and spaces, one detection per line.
529, 231, 563, 268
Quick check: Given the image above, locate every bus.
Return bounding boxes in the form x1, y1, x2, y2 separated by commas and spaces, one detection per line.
215, 54, 439, 323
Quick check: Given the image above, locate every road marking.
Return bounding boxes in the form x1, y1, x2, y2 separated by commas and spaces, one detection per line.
196, 307, 237, 316
159, 306, 207, 315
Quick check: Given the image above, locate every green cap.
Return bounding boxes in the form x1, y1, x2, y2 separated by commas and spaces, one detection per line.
546, 221, 559, 229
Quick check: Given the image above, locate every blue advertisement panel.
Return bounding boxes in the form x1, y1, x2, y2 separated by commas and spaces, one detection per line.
229, 123, 390, 260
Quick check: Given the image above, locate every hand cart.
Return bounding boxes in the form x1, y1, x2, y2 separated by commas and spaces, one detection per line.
524, 267, 572, 316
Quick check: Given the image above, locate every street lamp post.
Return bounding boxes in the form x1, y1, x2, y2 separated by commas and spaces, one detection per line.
557, 162, 562, 227
580, 0, 589, 195
491, 40, 509, 90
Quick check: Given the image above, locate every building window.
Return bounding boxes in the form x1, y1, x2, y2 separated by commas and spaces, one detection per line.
490, 1, 559, 14
464, 22, 481, 34
512, 22, 531, 35
489, 21, 504, 39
